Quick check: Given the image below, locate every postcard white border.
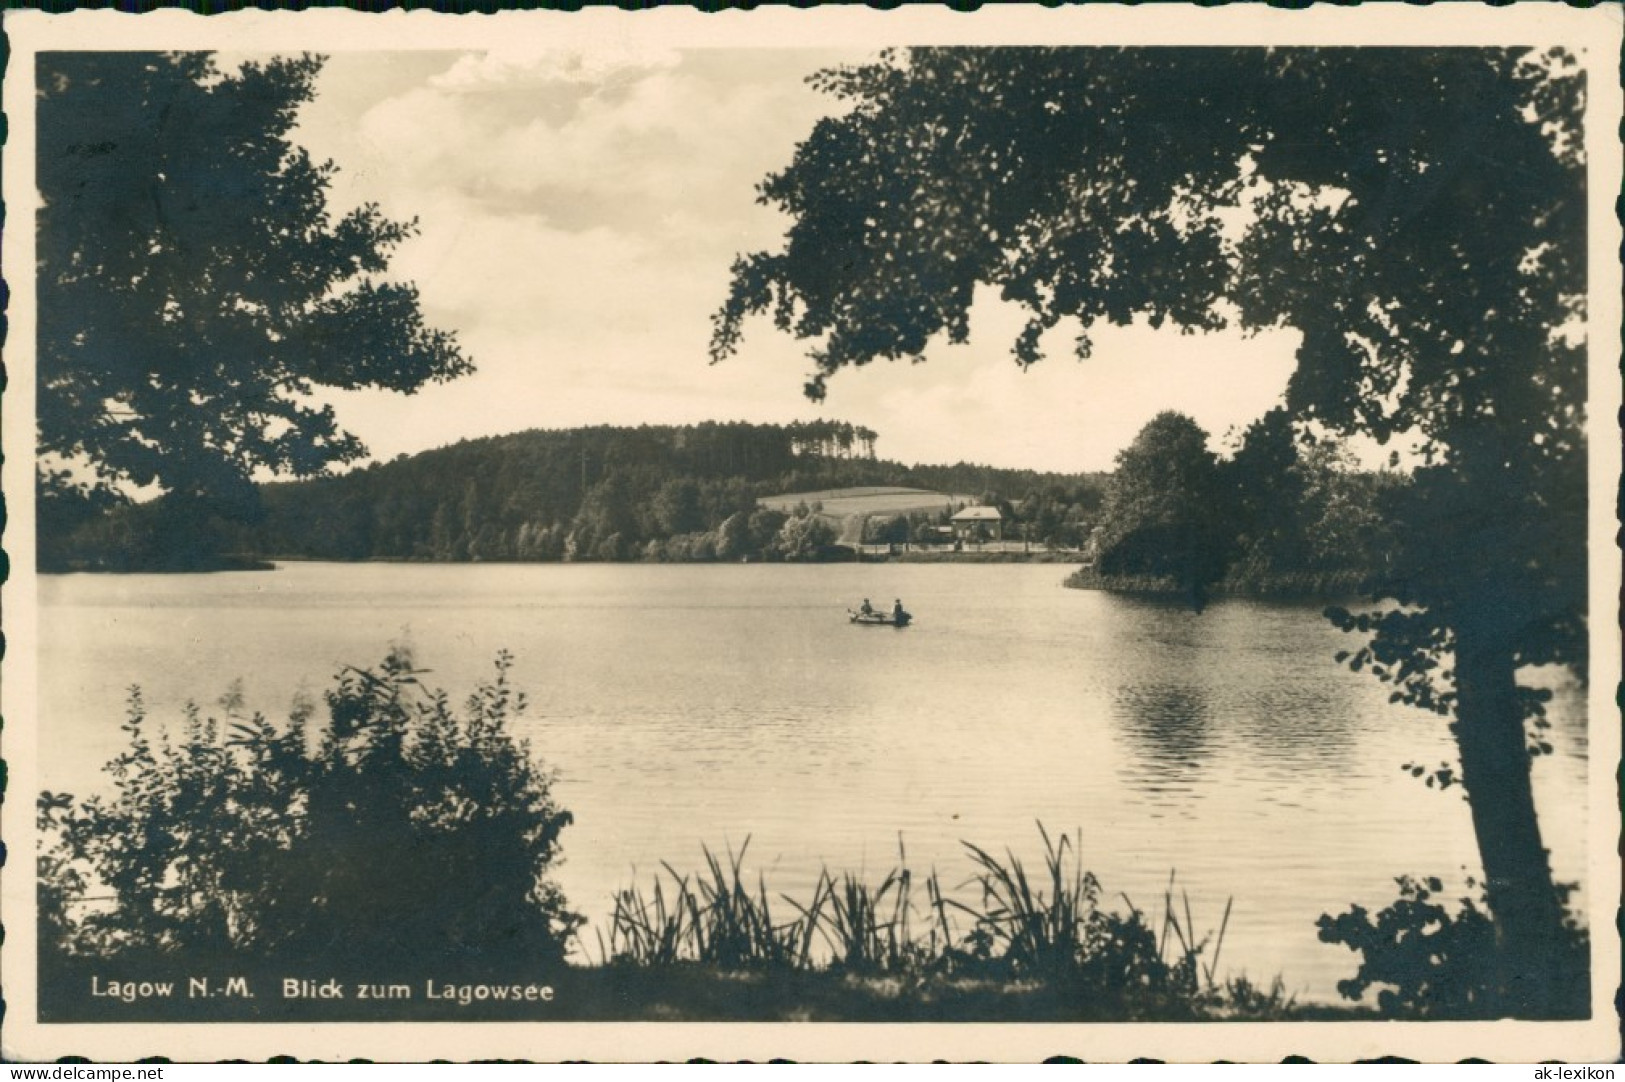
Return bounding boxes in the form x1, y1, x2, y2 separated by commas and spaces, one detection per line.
3, 3, 1620, 1063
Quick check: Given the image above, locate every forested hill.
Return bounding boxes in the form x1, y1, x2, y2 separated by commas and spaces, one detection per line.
216, 421, 1104, 564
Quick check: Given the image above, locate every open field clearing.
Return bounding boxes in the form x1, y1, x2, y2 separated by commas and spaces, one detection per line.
758, 486, 972, 519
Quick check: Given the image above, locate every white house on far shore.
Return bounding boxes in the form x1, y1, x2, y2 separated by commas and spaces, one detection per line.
950, 504, 1004, 542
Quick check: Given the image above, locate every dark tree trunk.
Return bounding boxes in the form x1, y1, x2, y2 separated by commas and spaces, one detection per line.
1451, 621, 1576, 1016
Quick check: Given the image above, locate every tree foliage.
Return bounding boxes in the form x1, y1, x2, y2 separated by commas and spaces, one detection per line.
773, 506, 839, 561
1316, 874, 1587, 1019
36, 53, 471, 522
1223, 408, 1401, 590
39, 650, 581, 971
1075, 409, 1399, 601
713, 47, 1589, 1010
1094, 412, 1230, 607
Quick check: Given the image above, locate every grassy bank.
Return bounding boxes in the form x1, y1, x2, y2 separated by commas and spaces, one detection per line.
43, 827, 1339, 1023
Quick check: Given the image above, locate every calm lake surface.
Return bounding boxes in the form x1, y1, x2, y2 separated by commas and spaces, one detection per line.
38, 561, 1589, 1002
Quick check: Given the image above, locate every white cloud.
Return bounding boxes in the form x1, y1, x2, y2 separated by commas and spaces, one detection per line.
429, 42, 682, 93
355, 52, 823, 242
807, 296, 1301, 472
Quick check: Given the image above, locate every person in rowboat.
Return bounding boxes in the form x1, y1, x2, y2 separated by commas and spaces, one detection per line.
860, 598, 874, 615
892, 599, 905, 622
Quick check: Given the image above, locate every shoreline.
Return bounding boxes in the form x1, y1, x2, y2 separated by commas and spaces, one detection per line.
1062, 567, 1373, 604
41, 550, 1089, 573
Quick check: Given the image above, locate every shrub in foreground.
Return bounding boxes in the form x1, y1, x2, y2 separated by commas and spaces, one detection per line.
1317, 874, 1589, 1019
39, 649, 581, 972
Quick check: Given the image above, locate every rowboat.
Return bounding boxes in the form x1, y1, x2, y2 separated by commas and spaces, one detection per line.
849, 608, 911, 628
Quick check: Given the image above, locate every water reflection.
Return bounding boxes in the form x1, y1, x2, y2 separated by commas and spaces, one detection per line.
1231, 685, 1360, 769
1113, 682, 1213, 787
1101, 597, 1376, 824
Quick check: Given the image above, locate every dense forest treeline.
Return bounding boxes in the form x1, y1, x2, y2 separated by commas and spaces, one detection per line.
45, 421, 1107, 570
46, 414, 1402, 595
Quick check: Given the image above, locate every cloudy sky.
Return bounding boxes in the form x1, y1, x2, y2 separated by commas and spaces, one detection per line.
292, 47, 1301, 474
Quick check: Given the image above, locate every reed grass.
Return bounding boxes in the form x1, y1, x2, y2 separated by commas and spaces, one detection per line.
951, 824, 1100, 978
796, 865, 916, 973
599, 823, 1288, 1016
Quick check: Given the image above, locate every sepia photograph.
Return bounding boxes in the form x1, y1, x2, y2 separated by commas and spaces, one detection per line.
2, 5, 1620, 1063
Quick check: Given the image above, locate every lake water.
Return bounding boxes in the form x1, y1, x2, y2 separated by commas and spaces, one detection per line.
37, 561, 1589, 1003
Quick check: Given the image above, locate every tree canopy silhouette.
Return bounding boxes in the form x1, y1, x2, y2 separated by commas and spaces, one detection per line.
713, 47, 1589, 1013
1094, 411, 1229, 610
36, 52, 471, 555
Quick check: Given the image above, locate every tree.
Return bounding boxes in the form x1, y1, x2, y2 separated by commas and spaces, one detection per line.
873, 513, 912, 547
712, 48, 1588, 1011
37, 53, 471, 563
1219, 411, 1403, 595
774, 508, 838, 561
1095, 412, 1231, 610
652, 478, 708, 537
1225, 408, 1314, 577
748, 507, 790, 554
569, 473, 640, 560
715, 511, 753, 561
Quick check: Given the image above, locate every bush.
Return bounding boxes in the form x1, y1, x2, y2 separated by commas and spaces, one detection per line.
773, 509, 838, 561
1316, 874, 1589, 1019
39, 648, 581, 973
